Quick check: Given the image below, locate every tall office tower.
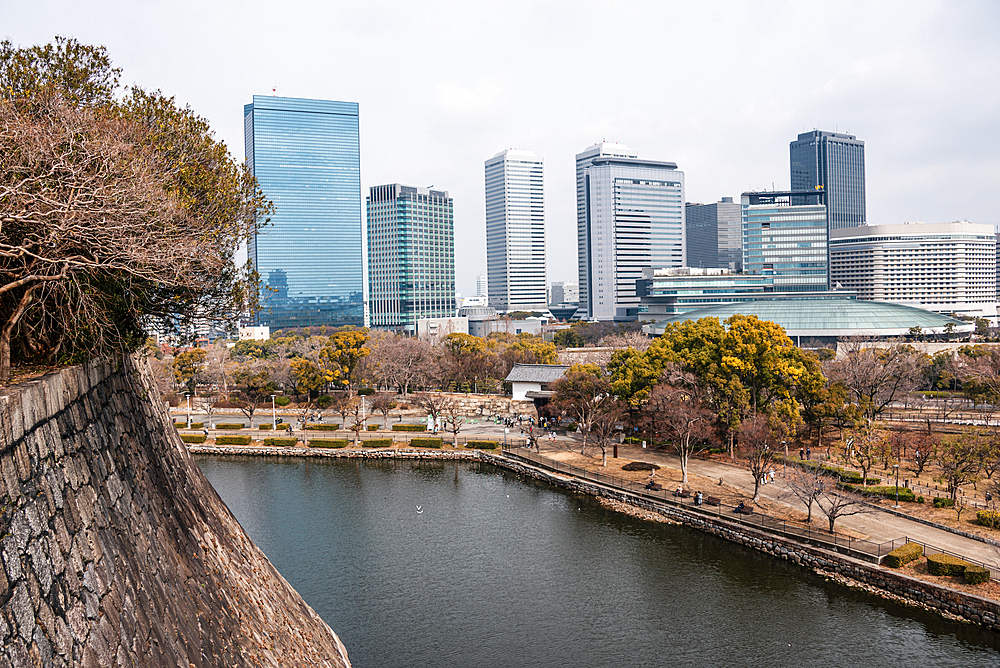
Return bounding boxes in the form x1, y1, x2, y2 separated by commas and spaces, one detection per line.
576, 142, 638, 318
244, 96, 363, 328
685, 197, 742, 271
741, 190, 828, 293
484, 149, 547, 311
790, 130, 866, 229
367, 184, 456, 332
830, 221, 997, 319
579, 153, 686, 321
475, 274, 488, 297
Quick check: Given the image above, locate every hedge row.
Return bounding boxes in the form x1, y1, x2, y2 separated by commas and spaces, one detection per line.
258, 424, 273, 430
840, 484, 916, 502
309, 439, 348, 448
965, 565, 992, 585
933, 497, 955, 509
175, 422, 204, 430
392, 424, 427, 432
884, 542, 923, 568
465, 441, 498, 450
180, 434, 207, 444
263, 438, 298, 447
306, 424, 340, 431
216, 435, 251, 445
622, 461, 660, 472
216, 423, 245, 430
775, 455, 880, 485
925, 554, 992, 584
363, 439, 393, 447
367, 424, 380, 431
976, 509, 1000, 528
410, 438, 442, 448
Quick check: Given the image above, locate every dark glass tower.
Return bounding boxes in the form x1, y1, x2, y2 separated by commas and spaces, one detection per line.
790, 130, 866, 229
244, 96, 364, 329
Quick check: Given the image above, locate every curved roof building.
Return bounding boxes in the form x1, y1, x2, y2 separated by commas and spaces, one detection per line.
643, 293, 972, 340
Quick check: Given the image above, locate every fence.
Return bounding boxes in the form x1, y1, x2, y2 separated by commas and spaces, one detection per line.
499, 445, 1000, 578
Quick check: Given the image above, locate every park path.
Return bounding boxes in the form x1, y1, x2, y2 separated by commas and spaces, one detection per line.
537, 440, 1000, 570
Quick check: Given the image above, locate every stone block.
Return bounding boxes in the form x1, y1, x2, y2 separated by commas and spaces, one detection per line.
18, 382, 46, 435
41, 373, 66, 417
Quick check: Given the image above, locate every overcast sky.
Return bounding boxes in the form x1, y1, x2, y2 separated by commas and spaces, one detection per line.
7, 0, 1000, 296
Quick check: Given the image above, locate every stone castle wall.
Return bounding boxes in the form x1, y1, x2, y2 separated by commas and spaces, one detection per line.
0, 358, 351, 667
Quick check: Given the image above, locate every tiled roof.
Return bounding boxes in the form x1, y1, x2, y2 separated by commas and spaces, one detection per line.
504, 364, 570, 383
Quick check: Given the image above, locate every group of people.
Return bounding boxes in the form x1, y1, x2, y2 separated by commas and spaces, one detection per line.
759, 467, 777, 487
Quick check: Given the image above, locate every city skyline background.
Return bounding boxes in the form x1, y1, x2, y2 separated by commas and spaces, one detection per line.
8, 0, 999, 297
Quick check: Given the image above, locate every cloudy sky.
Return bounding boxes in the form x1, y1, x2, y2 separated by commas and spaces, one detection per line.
7, 0, 1000, 295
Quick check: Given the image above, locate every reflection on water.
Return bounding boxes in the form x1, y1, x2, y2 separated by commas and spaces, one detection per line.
196, 456, 1000, 668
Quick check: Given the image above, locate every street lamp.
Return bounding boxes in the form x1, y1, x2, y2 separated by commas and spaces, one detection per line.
185, 393, 191, 429
270, 394, 277, 430
893, 464, 900, 508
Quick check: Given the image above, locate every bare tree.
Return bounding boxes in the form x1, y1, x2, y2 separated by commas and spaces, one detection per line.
370, 335, 433, 395
815, 484, 874, 534
369, 393, 398, 430
551, 364, 614, 455
440, 399, 467, 447
936, 428, 987, 502
646, 369, 717, 484
411, 392, 451, 434
0, 40, 269, 382
590, 402, 627, 467
782, 463, 831, 524
825, 339, 925, 422
737, 414, 777, 500
842, 423, 888, 487
348, 398, 365, 447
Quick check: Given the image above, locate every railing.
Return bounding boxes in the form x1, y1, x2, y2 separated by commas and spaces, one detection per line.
498, 445, 1000, 578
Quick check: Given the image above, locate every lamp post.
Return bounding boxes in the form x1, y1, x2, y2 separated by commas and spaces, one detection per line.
893, 464, 900, 508
185, 393, 191, 429
270, 394, 277, 430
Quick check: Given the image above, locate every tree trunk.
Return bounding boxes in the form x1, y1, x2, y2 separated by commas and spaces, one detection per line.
0, 287, 36, 383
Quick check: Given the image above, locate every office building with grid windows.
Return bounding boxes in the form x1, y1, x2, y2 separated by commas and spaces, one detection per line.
741, 190, 829, 293
579, 154, 685, 321
685, 197, 742, 271
790, 130, 866, 230
829, 221, 997, 318
367, 184, 456, 332
244, 95, 364, 329
485, 149, 547, 311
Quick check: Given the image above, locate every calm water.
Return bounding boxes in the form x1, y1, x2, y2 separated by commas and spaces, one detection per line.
195, 456, 1000, 668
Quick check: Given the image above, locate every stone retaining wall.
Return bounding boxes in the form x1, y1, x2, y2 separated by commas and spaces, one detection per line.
0, 358, 351, 667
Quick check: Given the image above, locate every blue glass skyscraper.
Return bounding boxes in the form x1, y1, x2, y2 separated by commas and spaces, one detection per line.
244, 96, 364, 328
790, 130, 866, 229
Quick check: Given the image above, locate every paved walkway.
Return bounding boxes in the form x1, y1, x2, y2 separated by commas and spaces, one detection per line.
534, 439, 1000, 571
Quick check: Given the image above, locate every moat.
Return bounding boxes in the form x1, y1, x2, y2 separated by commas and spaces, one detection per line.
196, 455, 1000, 668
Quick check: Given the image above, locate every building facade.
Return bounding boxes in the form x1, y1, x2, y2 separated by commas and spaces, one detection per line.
636, 267, 776, 321
790, 130, 866, 230
367, 184, 456, 332
549, 281, 579, 306
244, 96, 364, 328
742, 191, 829, 293
829, 221, 997, 318
685, 197, 742, 271
485, 149, 547, 311
579, 154, 686, 320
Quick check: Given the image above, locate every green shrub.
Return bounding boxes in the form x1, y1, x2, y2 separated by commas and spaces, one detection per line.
216, 423, 245, 430
392, 424, 427, 432
306, 423, 340, 431
263, 438, 298, 447
258, 423, 274, 430
174, 421, 204, 429
622, 461, 660, 472
465, 441, 499, 450
884, 542, 923, 568
216, 435, 251, 446
926, 553, 969, 576
357, 387, 376, 396
976, 509, 1000, 528
566, 423, 578, 432
308, 439, 348, 448
624, 437, 644, 445
362, 439, 393, 447
274, 395, 291, 406
410, 438, 443, 448
859, 486, 916, 502
917, 496, 925, 503
180, 434, 207, 444
933, 497, 955, 508
316, 395, 333, 409
836, 470, 880, 485
964, 565, 991, 585
367, 424, 380, 431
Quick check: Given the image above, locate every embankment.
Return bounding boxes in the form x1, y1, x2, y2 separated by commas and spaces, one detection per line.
0, 358, 351, 667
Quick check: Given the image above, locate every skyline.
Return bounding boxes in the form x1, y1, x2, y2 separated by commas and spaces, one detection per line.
7, 0, 1000, 296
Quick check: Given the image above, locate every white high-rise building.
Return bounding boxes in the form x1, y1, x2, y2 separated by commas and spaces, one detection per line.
485, 149, 547, 311
475, 274, 488, 297
577, 146, 685, 320
576, 143, 638, 318
829, 221, 997, 319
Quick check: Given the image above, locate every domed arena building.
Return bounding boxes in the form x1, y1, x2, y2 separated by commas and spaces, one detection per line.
642, 293, 972, 347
